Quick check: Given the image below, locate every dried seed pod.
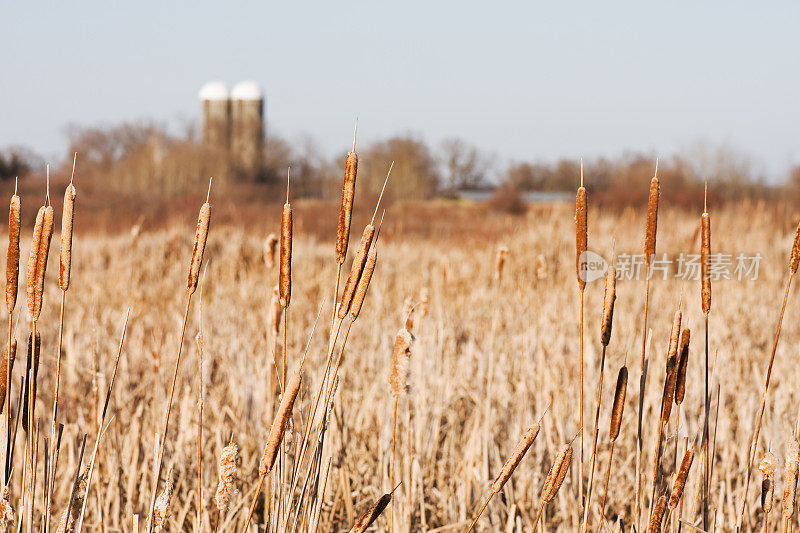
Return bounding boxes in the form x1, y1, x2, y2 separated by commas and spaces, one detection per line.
647, 495, 667, 533
783, 438, 799, 525
336, 151, 358, 264
279, 202, 292, 308
349, 244, 376, 322
188, 201, 211, 295
389, 328, 413, 398
668, 445, 695, 511
760, 451, 778, 513
153, 466, 174, 531
675, 328, 691, 405
701, 212, 711, 315
491, 423, 540, 493
600, 265, 616, 347
661, 355, 677, 424
58, 182, 76, 291
0, 486, 13, 529
667, 308, 681, 361
790, 221, 800, 275
349, 491, 392, 533
609, 365, 628, 442
576, 186, 587, 290
264, 233, 278, 269
495, 246, 508, 281
26, 205, 54, 321
645, 177, 659, 265
542, 444, 573, 503
338, 225, 375, 319
6, 193, 20, 314
214, 443, 240, 512
259, 371, 301, 476
0, 340, 17, 412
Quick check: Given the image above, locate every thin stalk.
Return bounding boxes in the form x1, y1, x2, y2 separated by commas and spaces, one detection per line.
4, 314, 11, 486
636, 278, 651, 532
45, 289, 66, 532
599, 439, 616, 521
702, 313, 709, 530
391, 397, 399, 533
579, 289, 585, 509
580, 345, 607, 533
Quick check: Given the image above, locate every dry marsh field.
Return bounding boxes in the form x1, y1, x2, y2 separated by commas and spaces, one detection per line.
1, 168, 800, 532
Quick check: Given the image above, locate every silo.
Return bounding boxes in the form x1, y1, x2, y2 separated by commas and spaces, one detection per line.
198, 81, 230, 151
230, 81, 265, 175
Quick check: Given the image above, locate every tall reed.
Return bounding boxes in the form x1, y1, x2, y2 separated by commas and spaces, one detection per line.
700, 186, 711, 528
600, 363, 627, 520
575, 163, 588, 507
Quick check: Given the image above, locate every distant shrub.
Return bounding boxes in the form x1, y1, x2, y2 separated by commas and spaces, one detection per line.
488, 184, 527, 215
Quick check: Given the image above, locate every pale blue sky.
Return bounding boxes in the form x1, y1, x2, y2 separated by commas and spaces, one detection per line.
1, 2, 798, 180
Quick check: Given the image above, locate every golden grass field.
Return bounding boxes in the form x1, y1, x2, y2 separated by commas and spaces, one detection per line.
3, 185, 800, 532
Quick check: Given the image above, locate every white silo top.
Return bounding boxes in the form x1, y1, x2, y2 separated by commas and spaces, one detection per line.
199, 81, 229, 101
231, 81, 263, 101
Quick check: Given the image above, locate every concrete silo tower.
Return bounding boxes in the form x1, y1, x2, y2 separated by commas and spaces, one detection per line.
230, 81, 265, 174
198, 81, 231, 151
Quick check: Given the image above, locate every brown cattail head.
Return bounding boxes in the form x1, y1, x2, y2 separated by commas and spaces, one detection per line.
647, 495, 667, 533
214, 442, 240, 512
661, 355, 678, 424
609, 365, 628, 441
668, 445, 695, 511
336, 151, 358, 264
26, 204, 54, 322
491, 423, 540, 493
264, 233, 278, 269
0, 486, 13, 529
279, 202, 293, 308
761, 451, 778, 513
349, 244, 377, 322
349, 491, 392, 533
667, 308, 682, 361
338, 225, 375, 319
576, 186, 587, 290
0, 340, 17, 412
495, 245, 508, 281
259, 371, 302, 476
600, 264, 616, 346
675, 328, 691, 405
389, 328, 413, 398
645, 177, 659, 265
783, 437, 799, 523
188, 201, 211, 295
542, 444, 573, 503
153, 466, 174, 531
790, 221, 800, 275
58, 182, 76, 291
701, 212, 711, 314
6, 193, 20, 314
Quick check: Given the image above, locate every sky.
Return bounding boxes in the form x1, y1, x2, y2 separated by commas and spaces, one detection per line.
1, 1, 798, 181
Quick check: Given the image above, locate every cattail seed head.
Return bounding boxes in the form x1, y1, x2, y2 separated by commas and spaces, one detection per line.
701, 212, 711, 314
349, 491, 392, 533
645, 177, 659, 265
609, 365, 628, 441
542, 444, 572, 503
576, 186, 587, 290
279, 203, 292, 308
668, 445, 695, 511
349, 245, 377, 322
153, 466, 174, 531
215, 443, 240, 512
6, 193, 20, 314
761, 451, 778, 513
492, 423, 540, 493
268, 285, 282, 336
26, 204, 54, 322
495, 246, 508, 281
259, 371, 302, 476
56, 469, 87, 533
336, 152, 358, 264
0, 486, 13, 529
389, 328, 413, 398
0, 340, 17, 412
600, 265, 616, 346
661, 355, 677, 424
675, 328, 691, 405
784, 437, 799, 524
187, 201, 211, 295
338, 225, 375, 319
790, 221, 800, 275
58, 182, 76, 291
667, 309, 682, 361
264, 233, 278, 269
647, 495, 667, 533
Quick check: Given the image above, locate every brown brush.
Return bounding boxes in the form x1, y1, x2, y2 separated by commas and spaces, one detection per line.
536, 436, 576, 532
600, 363, 628, 520
348, 483, 400, 533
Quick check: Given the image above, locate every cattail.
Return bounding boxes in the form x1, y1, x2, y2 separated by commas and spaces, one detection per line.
26, 204, 54, 321
542, 444, 573, 504
349, 244, 377, 322
645, 176, 659, 265
701, 212, 711, 315
214, 443, 240, 512
349, 491, 392, 533
790, 221, 800, 275
389, 328, 413, 398
6, 192, 20, 314
153, 466, 174, 532
675, 328, 691, 406
0, 339, 17, 411
647, 495, 667, 533
492, 423, 540, 493
22, 331, 40, 433
600, 265, 616, 347
0, 486, 13, 529
268, 285, 282, 336
402, 297, 414, 330
58, 182, 76, 291
338, 225, 375, 319
419, 287, 430, 318
610, 366, 628, 442
495, 245, 508, 281
667, 308, 682, 361
661, 354, 677, 424
264, 233, 278, 269
336, 151, 358, 264
279, 203, 293, 308
668, 445, 695, 511
188, 200, 211, 296
56, 470, 87, 533
576, 185, 587, 290
783, 437, 799, 526
259, 372, 301, 476
761, 451, 778, 513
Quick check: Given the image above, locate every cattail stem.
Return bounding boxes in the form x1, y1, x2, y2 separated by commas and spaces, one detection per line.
580, 345, 607, 533
702, 313, 710, 529
636, 277, 651, 531
599, 439, 616, 521
391, 397, 398, 533
579, 290, 585, 506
